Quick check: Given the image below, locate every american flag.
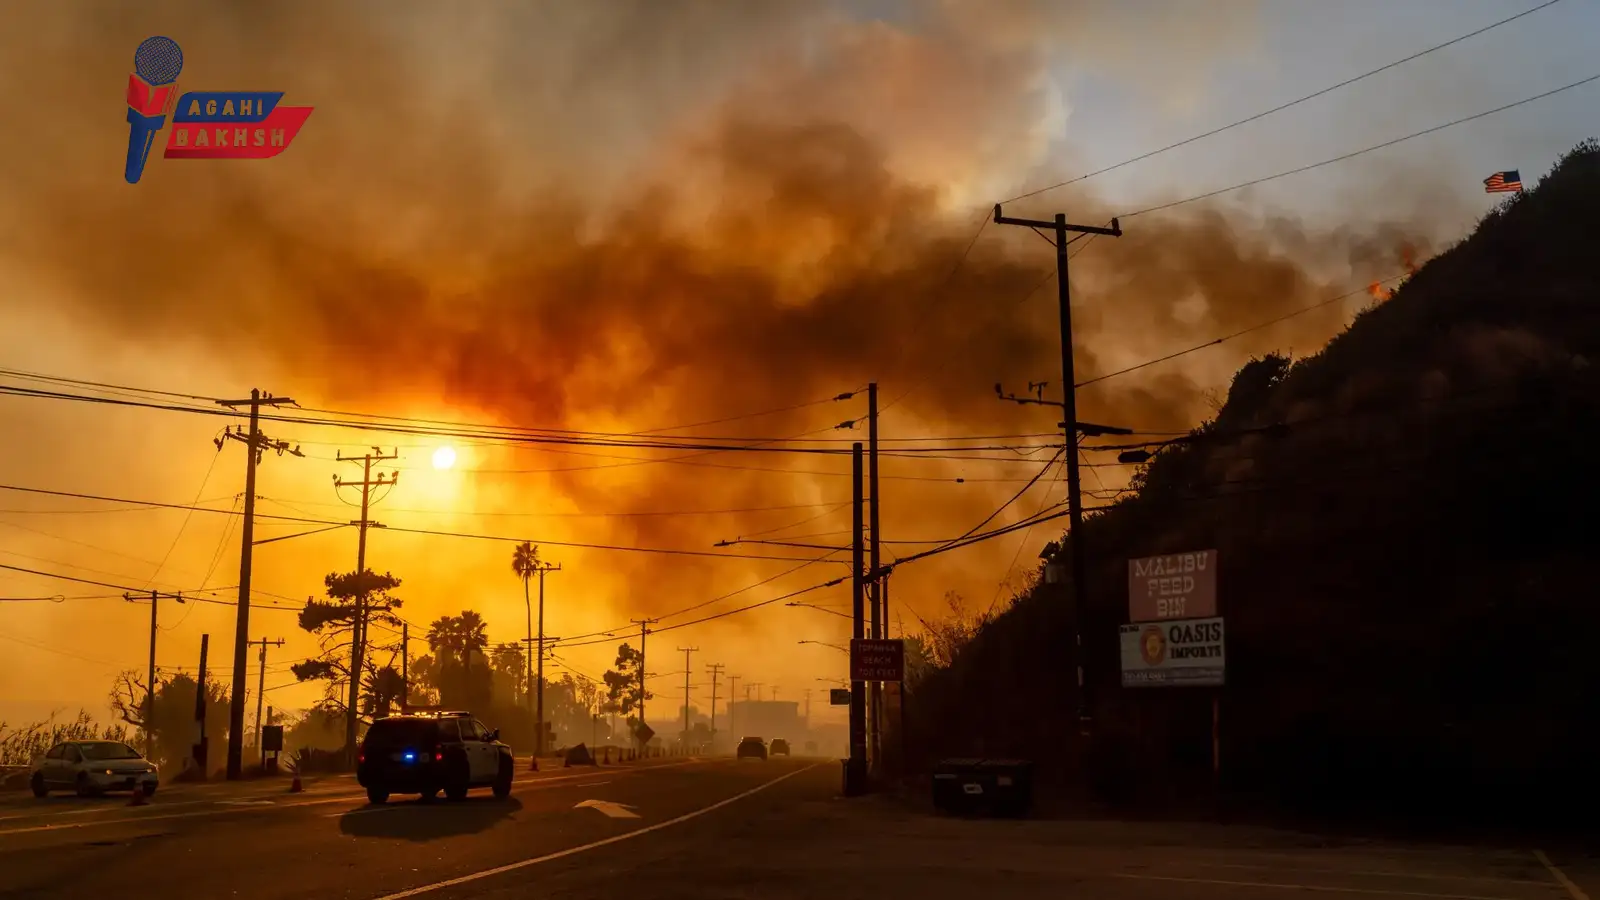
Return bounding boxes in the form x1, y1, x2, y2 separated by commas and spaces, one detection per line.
1483, 170, 1523, 193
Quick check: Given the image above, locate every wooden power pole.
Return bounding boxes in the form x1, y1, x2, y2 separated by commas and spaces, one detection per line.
990, 206, 1124, 740
124, 589, 185, 756
630, 618, 658, 742
705, 663, 723, 744
846, 441, 866, 795
678, 647, 698, 748
249, 637, 285, 767
334, 447, 398, 764
216, 389, 299, 781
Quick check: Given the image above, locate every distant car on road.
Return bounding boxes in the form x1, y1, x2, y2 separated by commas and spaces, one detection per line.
357, 711, 514, 804
804, 740, 818, 754
769, 738, 791, 757
30, 740, 158, 799
736, 736, 767, 761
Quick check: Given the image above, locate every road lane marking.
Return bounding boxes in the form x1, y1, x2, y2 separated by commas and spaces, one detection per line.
1113, 873, 1526, 899
1201, 862, 1559, 885
0, 771, 643, 836
371, 762, 823, 900
0, 765, 685, 823
1535, 850, 1591, 900
573, 799, 638, 818
0, 768, 644, 824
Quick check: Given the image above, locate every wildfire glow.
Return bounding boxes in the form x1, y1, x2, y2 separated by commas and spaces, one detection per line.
432, 446, 457, 470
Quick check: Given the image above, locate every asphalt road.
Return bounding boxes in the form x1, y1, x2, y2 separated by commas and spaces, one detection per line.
1, 757, 1593, 900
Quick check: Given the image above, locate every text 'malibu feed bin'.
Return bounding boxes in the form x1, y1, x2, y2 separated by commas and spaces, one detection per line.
931, 758, 1034, 817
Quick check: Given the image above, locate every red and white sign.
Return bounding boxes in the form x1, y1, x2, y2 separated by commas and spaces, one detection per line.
1127, 549, 1217, 622
850, 639, 905, 682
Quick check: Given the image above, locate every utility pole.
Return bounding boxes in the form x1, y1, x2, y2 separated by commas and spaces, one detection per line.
194, 633, 210, 778
678, 647, 698, 747
334, 447, 399, 766
216, 389, 299, 781
726, 674, 740, 739
249, 637, 285, 767
804, 687, 812, 729
520, 634, 561, 755
533, 561, 561, 758
705, 663, 723, 743
847, 441, 867, 795
867, 382, 884, 778
631, 619, 658, 739
124, 589, 185, 756
746, 683, 762, 704
400, 621, 409, 709
991, 206, 1124, 742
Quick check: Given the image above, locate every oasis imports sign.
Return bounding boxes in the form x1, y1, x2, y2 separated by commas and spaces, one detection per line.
1128, 549, 1217, 622
1120, 616, 1225, 687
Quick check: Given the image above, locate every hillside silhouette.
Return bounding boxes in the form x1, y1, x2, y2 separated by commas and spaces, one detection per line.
903, 139, 1600, 827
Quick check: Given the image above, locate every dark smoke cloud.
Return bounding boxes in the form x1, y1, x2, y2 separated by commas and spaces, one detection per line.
0, 0, 1448, 628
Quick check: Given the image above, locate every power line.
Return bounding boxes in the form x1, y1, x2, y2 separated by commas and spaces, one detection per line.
560, 494, 1094, 648
867, 2, 1572, 423
1118, 71, 1600, 220
1000, 0, 1570, 204
0, 366, 217, 403
140, 441, 225, 590
937, 450, 1062, 549
986, 461, 1067, 616
0, 380, 1055, 458
0, 561, 230, 596
0, 365, 866, 445
261, 496, 852, 520
1076, 272, 1410, 389
0, 483, 819, 562
555, 551, 843, 645
0, 632, 137, 668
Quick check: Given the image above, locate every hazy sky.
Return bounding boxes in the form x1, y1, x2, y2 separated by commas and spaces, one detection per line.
0, 0, 1593, 728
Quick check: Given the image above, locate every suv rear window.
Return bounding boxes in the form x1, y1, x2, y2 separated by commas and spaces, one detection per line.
363, 719, 438, 749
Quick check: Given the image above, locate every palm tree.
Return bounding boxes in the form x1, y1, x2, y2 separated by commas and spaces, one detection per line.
510, 541, 541, 751
425, 612, 490, 706
424, 611, 489, 661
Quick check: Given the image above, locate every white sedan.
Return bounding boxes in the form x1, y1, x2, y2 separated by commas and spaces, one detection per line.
31, 740, 159, 798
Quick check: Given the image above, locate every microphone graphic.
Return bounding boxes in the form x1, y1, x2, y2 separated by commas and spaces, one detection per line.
124, 36, 184, 184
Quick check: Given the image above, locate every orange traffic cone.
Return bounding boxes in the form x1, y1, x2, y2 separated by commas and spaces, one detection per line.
128, 788, 148, 807
289, 774, 303, 793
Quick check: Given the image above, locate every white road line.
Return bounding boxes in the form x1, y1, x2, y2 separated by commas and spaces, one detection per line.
0, 765, 688, 824
0, 771, 635, 836
370, 763, 823, 900
1200, 862, 1558, 885
1112, 873, 1524, 900
1535, 850, 1592, 900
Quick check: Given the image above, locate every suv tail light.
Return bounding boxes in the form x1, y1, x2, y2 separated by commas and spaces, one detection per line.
434, 744, 444, 762
358, 751, 366, 764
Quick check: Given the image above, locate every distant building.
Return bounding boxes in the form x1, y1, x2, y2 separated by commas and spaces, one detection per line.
728, 700, 802, 742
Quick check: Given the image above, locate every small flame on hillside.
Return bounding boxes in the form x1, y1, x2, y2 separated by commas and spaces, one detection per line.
1369, 243, 1424, 302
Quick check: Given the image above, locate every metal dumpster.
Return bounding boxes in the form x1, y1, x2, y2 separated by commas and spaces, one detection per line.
931, 758, 1034, 817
